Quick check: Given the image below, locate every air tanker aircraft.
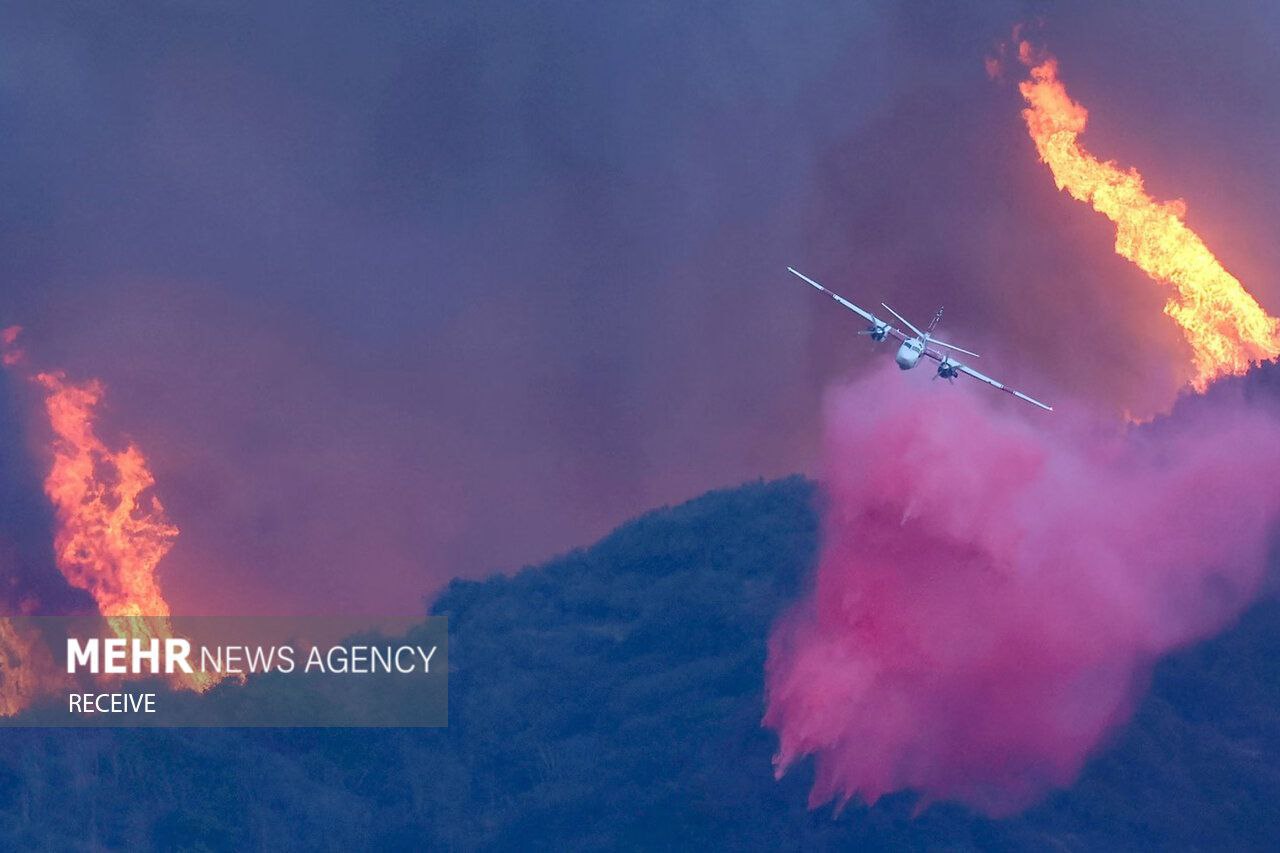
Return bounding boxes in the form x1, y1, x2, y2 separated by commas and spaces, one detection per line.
788, 267, 1052, 411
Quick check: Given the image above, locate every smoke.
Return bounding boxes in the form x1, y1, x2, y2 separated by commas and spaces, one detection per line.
0, 0, 889, 613
764, 367, 1280, 816
3, 2, 1280, 612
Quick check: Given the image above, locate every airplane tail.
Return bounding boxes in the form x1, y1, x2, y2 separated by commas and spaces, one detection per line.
927, 308, 944, 334
922, 307, 981, 358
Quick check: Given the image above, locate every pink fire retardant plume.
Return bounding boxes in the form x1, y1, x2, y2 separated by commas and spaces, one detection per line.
764, 367, 1280, 816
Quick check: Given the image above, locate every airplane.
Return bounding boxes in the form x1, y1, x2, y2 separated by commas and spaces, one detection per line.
787, 267, 1053, 411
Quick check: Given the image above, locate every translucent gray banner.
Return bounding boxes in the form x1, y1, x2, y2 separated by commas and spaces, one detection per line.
0, 615, 448, 727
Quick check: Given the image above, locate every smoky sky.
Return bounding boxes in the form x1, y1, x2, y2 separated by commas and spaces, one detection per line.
1, 1, 1279, 614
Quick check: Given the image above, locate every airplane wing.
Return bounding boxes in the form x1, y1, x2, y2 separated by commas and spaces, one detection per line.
920, 347, 1053, 411
786, 268, 908, 342
957, 363, 1053, 411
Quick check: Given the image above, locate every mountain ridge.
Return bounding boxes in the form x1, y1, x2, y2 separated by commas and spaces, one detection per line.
0, 472, 1277, 849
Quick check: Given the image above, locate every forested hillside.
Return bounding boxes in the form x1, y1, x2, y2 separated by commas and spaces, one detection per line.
2, 475, 1279, 850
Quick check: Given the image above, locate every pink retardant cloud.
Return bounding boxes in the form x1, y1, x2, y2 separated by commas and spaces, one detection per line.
764, 367, 1280, 816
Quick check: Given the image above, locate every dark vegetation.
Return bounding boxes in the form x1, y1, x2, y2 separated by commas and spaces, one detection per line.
1, 475, 1279, 850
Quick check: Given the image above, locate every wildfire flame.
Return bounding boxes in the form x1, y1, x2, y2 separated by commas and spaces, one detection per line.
35, 369, 178, 639
1016, 42, 1280, 389
0, 327, 213, 702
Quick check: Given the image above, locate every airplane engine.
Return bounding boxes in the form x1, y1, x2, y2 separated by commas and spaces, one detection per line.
937, 360, 960, 380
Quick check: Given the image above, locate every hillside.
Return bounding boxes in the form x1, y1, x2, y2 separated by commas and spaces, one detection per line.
0, 475, 1278, 850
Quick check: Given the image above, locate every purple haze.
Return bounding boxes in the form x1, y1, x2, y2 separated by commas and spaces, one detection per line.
0, 3, 1278, 613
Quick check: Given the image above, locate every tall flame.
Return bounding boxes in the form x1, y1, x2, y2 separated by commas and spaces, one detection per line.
0, 327, 213, 704
35, 369, 178, 641
1016, 42, 1280, 389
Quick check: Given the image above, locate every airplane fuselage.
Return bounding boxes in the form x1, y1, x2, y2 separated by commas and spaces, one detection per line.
895, 338, 925, 370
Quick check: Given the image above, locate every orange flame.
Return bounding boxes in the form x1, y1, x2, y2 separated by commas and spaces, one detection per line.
35, 369, 178, 640
1016, 42, 1280, 389
33, 368, 216, 692
0, 329, 213, 701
